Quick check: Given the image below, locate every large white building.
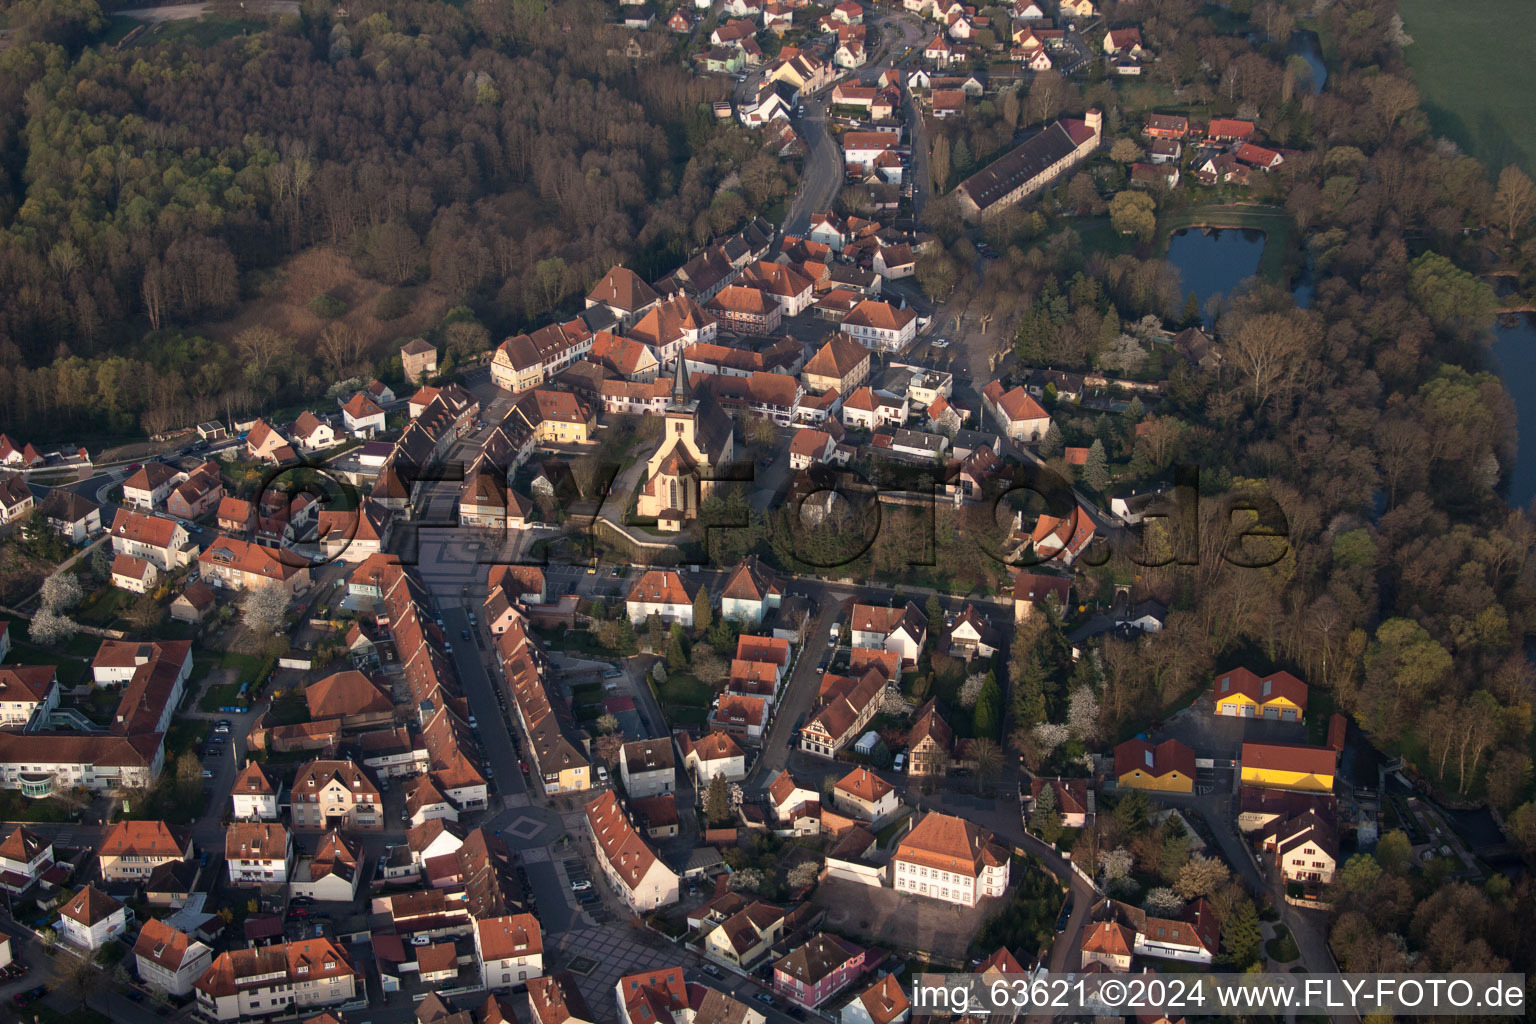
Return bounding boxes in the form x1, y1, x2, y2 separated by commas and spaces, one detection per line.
193, 939, 358, 1022
619, 739, 677, 799
890, 812, 1009, 907
585, 791, 679, 912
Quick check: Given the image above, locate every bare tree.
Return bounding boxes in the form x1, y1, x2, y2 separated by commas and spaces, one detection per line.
1492, 165, 1536, 239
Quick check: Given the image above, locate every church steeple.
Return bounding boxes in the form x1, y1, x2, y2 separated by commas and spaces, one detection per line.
670, 353, 690, 405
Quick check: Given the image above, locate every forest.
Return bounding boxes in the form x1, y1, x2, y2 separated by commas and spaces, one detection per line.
0, 0, 792, 435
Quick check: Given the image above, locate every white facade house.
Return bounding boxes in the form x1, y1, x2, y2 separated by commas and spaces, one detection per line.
679, 732, 748, 787
619, 739, 677, 799
231, 762, 281, 820
225, 823, 293, 885
626, 570, 695, 627
839, 301, 918, 353
475, 913, 545, 990
58, 885, 129, 951
193, 940, 357, 1022
586, 792, 680, 912
134, 918, 213, 997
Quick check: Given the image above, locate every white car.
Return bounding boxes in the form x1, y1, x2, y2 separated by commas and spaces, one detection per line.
932, 338, 950, 349
410, 935, 432, 946
570, 879, 593, 892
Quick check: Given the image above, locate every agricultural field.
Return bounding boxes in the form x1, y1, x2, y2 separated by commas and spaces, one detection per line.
1398, 0, 1536, 175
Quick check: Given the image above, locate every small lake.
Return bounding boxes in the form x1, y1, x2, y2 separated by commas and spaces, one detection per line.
1164, 227, 1265, 327
1288, 30, 1327, 94
1490, 312, 1536, 508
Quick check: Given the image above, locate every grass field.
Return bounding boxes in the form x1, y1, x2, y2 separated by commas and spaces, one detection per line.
1398, 0, 1536, 175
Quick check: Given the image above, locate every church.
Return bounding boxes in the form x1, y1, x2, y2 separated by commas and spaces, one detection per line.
637, 358, 736, 531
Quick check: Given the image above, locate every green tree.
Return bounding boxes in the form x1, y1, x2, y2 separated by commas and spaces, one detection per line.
1374, 829, 1413, 875
1407, 252, 1498, 331
692, 588, 713, 635
666, 625, 689, 671
1108, 191, 1156, 243
1030, 783, 1063, 845
1082, 439, 1110, 491
973, 676, 1002, 738
1010, 652, 1049, 727
925, 594, 945, 637
1219, 896, 1263, 969
1039, 422, 1064, 458
703, 771, 731, 824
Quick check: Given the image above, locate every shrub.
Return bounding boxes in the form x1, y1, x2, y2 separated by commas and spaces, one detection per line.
309, 292, 348, 318
375, 288, 411, 321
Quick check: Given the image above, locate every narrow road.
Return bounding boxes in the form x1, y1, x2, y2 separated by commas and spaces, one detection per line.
783, 100, 842, 238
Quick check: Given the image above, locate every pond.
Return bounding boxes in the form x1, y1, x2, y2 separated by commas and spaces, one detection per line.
1287, 30, 1327, 95
1164, 227, 1265, 327
1490, 312, 1536, 508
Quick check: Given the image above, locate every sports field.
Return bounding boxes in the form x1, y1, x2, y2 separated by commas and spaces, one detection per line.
1398, 0, 1536, 175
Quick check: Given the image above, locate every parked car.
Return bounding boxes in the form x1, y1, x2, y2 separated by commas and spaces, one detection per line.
410, 935, 432, 946
14, 986, 48, 1008
570, 879, 593, 892
932, 338, 950, 349
443, 641, 453, 653
702, 964, 723, 978
461, 630, 470, 641
754, 994, 774, 1006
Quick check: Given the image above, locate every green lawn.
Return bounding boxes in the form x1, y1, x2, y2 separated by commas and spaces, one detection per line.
199, 682, 245, 713
1399, 0, 1536, 175
656, 672, 712, 708
220, 651, 271, 685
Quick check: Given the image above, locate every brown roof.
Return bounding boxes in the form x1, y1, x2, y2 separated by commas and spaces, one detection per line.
773, 933, 863, 985
0, 666, 56, 704
233, 761, 275, 796
627, 570, 694, 607
61, 884, 123, 926
894, 812, 1007, 876
133, 918, 199, 971
585, 792, 666, 892
306, 670, 393, 719
110, 507, 181, 549
835, 767, 894, 803
842, 300, 917, 332
1213, 667, 1308, 708
857, 974, 910, 1024
588, 266, 661, 313
124, 461, 179, 494
100, 820, 188, 860
195, 939, 353, 998
708, 285, 777, 316
907, 699, 951, 753
1030, 777, 1088, 816
475, 912, 543, 961
0, 825, 48, 864
720, 556, 780, 603
804, 334, 869, 381
198, 535, 303, 582
226, 822, 290, 862
1082, 920, 1134, 958
1114, 738, 1196, 781
684, 730, 744, 762
1241, 742, 1336, 777
527, 972, 595, 1024
631, 794, 680, 831
343, 392, 384, 420
622, 739, 676, 773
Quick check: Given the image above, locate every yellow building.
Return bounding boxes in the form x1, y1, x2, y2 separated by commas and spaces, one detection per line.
1114, 738, 1194, 794
1212, 668, 1307, 721
1239, 742, 1335, 793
